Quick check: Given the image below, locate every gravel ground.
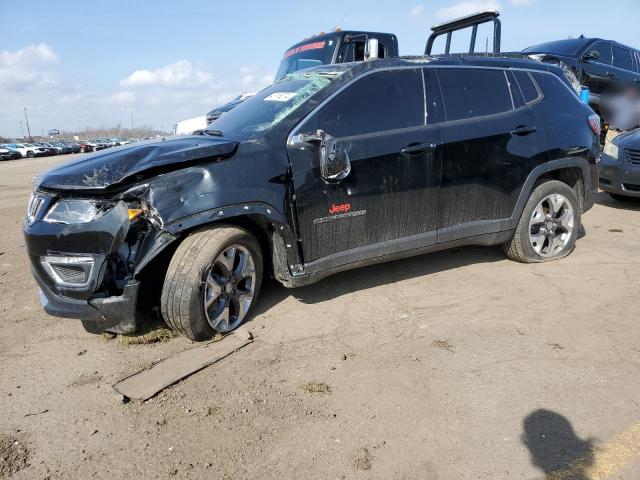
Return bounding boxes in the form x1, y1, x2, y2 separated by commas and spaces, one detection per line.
1, 154, 639, 479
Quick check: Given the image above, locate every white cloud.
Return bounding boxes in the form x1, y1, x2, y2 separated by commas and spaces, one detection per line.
0, 43, 59, 66
120, 60, 212, 89
0, 45, 275, 137
239, 66, 273, 91
436, 0, 501, 20
409, 5, 425, 17
0, 43, 60, 93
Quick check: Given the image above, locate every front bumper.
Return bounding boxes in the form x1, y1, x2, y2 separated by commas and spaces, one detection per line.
598, 153, 640, 197
36, 268, 139, 332
24, 198, 139, 331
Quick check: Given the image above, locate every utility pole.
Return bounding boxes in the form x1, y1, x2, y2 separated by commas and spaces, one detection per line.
23, 107, 32, 142
130, 112, 134, 130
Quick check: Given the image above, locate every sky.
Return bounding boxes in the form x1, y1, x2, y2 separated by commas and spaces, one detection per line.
1, 0, 639, 137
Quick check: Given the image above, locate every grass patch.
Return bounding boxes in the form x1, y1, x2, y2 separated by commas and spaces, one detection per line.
118, 327, 177, 346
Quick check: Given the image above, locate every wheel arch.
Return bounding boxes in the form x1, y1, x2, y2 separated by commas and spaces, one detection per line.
510, 158, 591, 229
135, 203, 300, 298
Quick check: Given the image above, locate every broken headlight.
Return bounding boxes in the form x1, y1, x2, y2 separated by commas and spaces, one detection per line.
43, 199, 113, 225
603, 141, 619, 160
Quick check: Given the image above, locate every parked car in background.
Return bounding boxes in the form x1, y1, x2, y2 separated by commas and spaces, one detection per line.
206, 93, 257, 125
61, 141, 81, 153
91, 139, 110, 150
24, 55, 599, 339
5, 143, 46, 158
0, 147, 22, 160
35, 143, 60, 155
48, 142, 73, 154
522, 37, 640, 117
599, 128, 640, 200
76, 141, 95, 153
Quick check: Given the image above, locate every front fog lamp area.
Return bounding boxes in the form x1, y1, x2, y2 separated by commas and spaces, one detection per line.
43, 199, 112, 225
40, 255, 94, 287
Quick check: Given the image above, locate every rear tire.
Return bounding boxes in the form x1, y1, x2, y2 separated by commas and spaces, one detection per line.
503, 180, 581, 263
27, 151, 35, 158
161, 225, 263, 341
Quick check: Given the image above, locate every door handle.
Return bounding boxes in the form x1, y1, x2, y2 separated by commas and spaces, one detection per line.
510, 125, 537, 136
400, 142, 436, 155
606, 72, 615, 78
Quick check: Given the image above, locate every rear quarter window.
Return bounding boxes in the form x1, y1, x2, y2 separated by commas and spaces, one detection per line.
513, 70, 541, 104
436, 68, 513, 121
531, 72, 577, 107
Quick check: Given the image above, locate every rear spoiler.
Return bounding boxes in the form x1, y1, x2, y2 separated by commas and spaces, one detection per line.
425, 10, 501, 55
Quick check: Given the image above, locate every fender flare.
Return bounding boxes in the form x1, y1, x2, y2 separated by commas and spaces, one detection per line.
137, 202, 302, 283
508, 157, 592, 229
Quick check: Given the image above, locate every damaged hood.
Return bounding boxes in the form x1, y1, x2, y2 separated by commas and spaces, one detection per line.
36, 135, 239, 191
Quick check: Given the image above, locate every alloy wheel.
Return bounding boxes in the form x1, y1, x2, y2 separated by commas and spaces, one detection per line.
529, 193, 574, 258
203, 244, 256, 332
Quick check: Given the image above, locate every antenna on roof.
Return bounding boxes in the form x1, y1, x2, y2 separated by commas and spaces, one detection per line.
333, 0, 359, 31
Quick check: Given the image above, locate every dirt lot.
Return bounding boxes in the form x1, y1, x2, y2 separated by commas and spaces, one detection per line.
1, 154, 639, 479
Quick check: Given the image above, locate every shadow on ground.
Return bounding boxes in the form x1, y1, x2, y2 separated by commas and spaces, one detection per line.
596, 191, 640, 211
253, 245, 505, 315
523, 409, 595, 480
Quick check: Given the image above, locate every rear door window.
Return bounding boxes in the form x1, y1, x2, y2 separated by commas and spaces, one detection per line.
613, 45, 634, 71
308, 68, 425, 137
436, 68, 514, 121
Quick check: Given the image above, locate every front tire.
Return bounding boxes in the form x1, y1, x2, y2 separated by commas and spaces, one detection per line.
504, 180, 581, 263
161, 225, 263, 341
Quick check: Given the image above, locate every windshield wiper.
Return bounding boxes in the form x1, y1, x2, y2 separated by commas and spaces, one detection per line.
202, 129, 223, 137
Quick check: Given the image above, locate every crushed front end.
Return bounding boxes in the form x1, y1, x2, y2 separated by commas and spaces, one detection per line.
23, 192, 165, 333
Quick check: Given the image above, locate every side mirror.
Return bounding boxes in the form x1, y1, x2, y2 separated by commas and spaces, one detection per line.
584, 50, 600, 61
365, 38, 379, 61
298, 130, 351, 181
320, 134, 351, 181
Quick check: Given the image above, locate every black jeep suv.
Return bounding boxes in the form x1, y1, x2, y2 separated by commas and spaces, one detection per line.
24, 56, 600, 340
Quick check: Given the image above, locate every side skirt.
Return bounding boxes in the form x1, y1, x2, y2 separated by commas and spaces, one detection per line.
287, 229, 513, 287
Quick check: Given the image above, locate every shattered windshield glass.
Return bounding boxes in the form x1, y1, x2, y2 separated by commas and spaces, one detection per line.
205, 70, 343, 141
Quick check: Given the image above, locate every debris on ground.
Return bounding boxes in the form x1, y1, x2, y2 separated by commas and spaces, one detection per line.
608, 228, 623, 233
69, 372, 102, 387
23, 409, 49, 418
0, 433, 29, 478
431, 339, 455, 352
300, 382, 331, 394
118, 327, 177, 346
112, 326, 253, 402
353, 447, 372, 470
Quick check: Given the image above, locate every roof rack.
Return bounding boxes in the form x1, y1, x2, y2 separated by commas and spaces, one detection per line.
425, 10, 501, 55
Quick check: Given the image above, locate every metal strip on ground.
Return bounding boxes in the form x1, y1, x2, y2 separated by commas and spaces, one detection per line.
112, 327, 252, 401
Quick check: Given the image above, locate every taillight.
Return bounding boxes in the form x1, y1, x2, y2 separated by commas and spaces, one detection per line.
588, 113, 601, 137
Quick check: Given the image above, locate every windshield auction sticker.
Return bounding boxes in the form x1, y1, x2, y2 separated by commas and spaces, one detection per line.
264, 92, 297, 102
